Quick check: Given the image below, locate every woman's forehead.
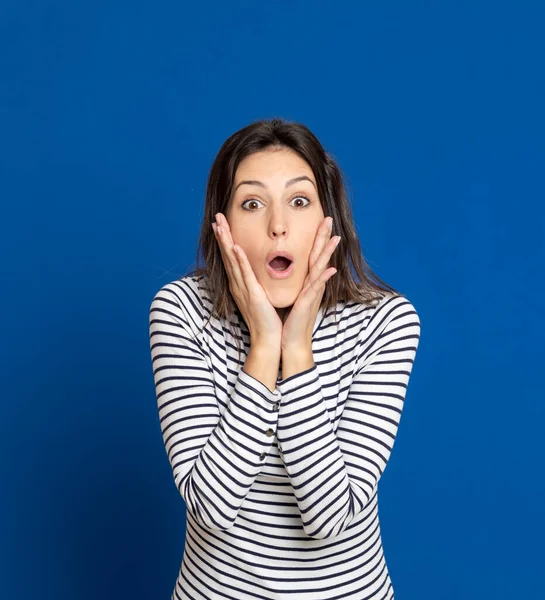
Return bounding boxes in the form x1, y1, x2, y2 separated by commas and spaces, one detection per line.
234, 150, 315, 184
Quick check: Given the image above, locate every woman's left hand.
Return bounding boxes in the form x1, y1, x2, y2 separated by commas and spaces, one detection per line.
281, 217, 341, 351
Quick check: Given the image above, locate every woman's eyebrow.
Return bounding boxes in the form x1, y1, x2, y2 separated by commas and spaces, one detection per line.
234, 175, 316, 192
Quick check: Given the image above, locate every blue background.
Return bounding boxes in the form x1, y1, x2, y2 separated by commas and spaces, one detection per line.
2, 1, 544, 599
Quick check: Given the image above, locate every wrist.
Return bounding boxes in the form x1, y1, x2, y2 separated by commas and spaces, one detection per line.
281, 341, 312, 356
249, 341, 281, 358
280, 345, 315, 380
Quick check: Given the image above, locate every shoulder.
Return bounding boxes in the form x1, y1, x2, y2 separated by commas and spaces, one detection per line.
335, 291, 420, 331
352, 292, 421, 366
369, 293, 421, 330
149, 274, 209, 335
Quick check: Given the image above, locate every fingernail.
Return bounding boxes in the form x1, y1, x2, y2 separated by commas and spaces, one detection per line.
335, 236, 341, 246
328, 218, 332, 230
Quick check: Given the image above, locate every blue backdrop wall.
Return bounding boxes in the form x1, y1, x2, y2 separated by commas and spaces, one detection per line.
1, 1, 543, 599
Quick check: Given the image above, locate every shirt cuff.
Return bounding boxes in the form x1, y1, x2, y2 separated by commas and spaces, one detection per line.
277, 364, 319, 398
238, 367, 281, 405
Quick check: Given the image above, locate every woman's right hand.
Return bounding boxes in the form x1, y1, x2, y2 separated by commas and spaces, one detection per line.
212, 213, 283, 347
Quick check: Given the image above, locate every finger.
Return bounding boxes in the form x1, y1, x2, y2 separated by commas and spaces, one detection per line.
216, 212, 271, 299
301, 267, 337, 302
216, 213, 249, 289
213, 219, 244, 291
303, 266, 337, 295
232, 243, 261, 293
308, 234, 340, 287
216, 213, 235, 246
215, 213, 244, 283
309, 217, 333, 271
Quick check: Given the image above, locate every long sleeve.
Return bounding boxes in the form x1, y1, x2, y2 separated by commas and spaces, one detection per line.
149, 281, 281, 531
275, 295, 421, 540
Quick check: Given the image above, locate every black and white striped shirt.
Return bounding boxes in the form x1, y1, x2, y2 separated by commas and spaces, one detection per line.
149, 274, 421, 600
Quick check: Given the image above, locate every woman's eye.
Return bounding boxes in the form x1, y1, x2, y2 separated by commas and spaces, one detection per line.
291, 195, 311, 208
241, 199, 263, 211
241, 195, 311, 211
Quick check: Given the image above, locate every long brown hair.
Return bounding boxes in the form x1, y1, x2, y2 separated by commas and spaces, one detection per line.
186, 117, 403, 357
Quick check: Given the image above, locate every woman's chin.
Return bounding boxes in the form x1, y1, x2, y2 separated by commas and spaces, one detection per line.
264, 285, 300, 308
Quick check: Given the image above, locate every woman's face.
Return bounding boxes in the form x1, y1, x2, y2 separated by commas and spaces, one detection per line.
225, 147, 325, 321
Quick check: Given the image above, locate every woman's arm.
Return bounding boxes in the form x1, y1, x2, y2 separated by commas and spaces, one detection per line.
276, 296, 421, 539
149, 281, 281, 531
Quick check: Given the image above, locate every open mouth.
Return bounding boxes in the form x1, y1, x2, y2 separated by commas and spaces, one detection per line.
268, 256, 292, 271
266, 254, 294, 279
265, 251, 295, 279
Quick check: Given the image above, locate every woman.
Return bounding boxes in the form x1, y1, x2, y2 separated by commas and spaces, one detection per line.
149, 118, 421, 599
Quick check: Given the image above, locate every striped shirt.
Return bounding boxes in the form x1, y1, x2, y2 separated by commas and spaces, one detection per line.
149, 274, 421, 600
